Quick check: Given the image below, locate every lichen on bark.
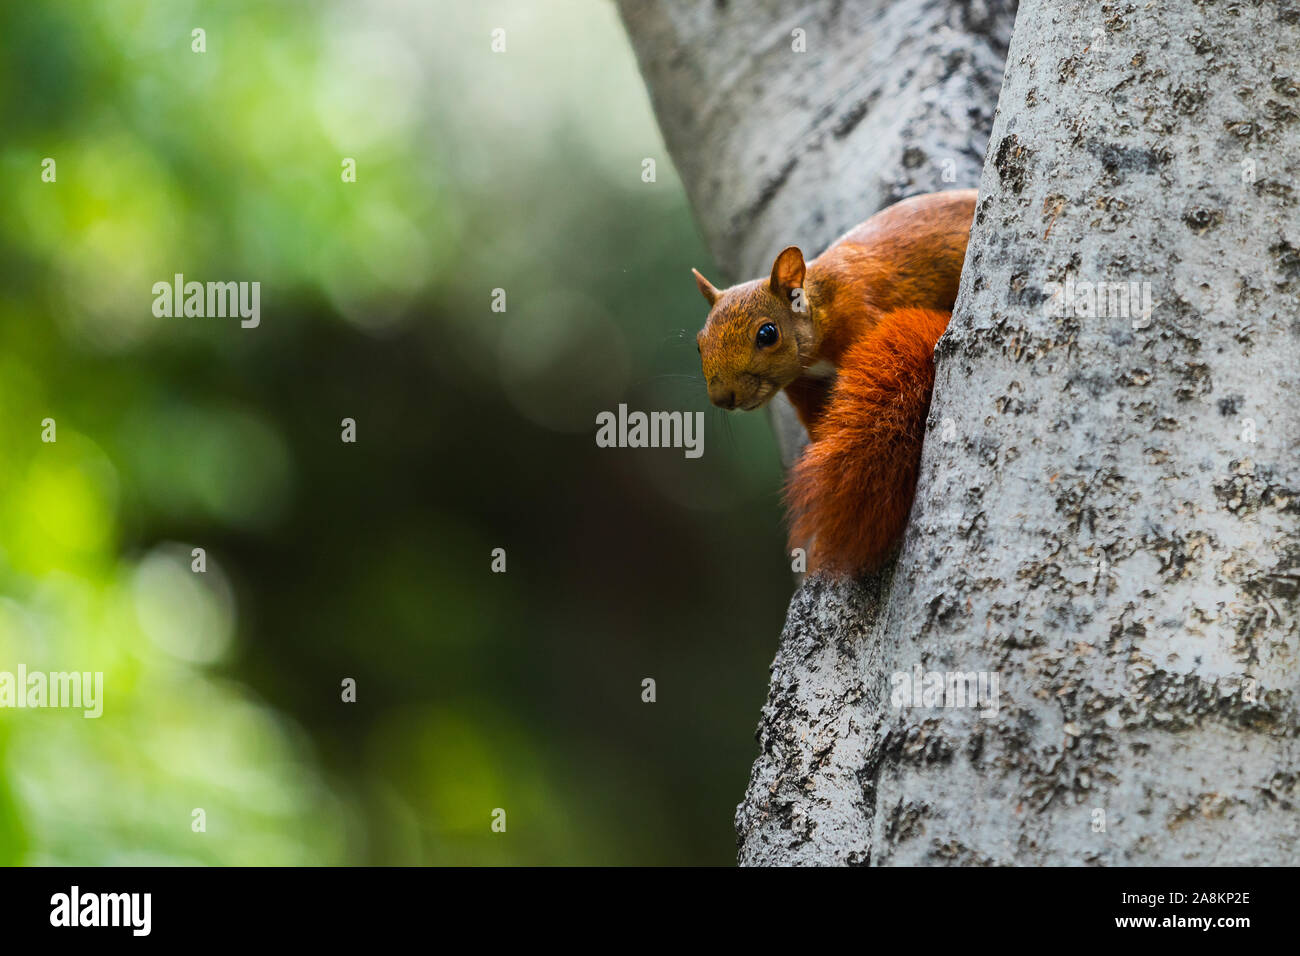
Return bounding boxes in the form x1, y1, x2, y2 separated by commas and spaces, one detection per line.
736, 0, 1300, 866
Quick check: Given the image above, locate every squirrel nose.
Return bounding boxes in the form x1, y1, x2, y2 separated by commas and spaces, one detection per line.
708, 382, 737, 409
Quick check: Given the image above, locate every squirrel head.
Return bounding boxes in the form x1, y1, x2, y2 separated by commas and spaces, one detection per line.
692, 247, 813, 411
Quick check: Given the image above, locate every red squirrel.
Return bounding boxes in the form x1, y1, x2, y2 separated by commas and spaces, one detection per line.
692, 189, 976, 576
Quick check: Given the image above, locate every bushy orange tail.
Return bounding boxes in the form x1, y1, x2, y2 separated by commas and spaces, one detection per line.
786, 307, 952, 576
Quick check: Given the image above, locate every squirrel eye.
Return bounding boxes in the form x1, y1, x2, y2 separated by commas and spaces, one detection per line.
755, 322, 779, 348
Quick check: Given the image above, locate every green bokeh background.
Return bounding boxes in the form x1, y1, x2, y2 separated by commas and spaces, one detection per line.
0, 0, 794, 864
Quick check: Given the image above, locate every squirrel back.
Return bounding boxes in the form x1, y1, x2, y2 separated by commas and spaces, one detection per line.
803, 190, 973, 371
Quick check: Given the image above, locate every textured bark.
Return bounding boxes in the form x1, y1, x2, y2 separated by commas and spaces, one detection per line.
734, 0, 1300, 865
618, 0, 1017, 464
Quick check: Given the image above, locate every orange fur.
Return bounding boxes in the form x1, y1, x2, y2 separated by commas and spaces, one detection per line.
802, 191, 974, 375
694, 190, 975, 426
786, 307, 952, 576
783, 190, 974, 433
691, 190, 977, 577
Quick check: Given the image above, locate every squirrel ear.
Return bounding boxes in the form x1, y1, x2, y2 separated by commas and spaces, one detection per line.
692, 268, 719, 306
769, 246, 806, 296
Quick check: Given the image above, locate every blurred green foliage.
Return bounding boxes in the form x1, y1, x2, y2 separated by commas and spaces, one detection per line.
0, 0, 793, 864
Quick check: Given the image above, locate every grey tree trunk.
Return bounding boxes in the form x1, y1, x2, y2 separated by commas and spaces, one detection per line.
625, 0, 1300, 865
618, 0, 1018, 464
